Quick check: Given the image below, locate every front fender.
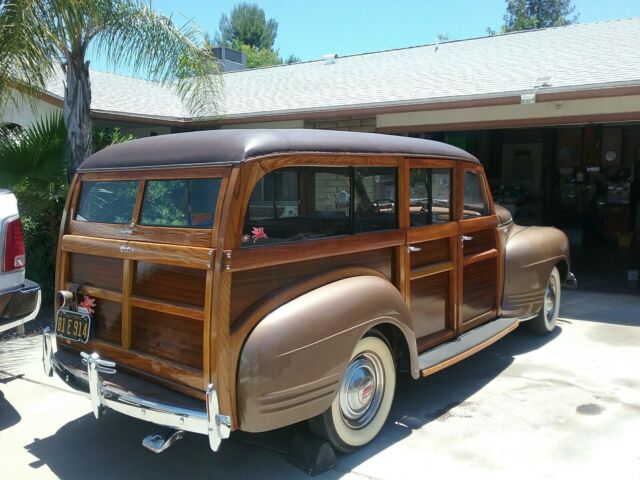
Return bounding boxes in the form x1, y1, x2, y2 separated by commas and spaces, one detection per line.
236, 275, 416, 432
502, 225, 570, 318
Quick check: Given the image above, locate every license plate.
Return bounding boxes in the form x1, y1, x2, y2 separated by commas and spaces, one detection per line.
55, 309, 92, 343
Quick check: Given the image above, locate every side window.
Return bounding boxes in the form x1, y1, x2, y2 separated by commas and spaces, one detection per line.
76, 180, 138, 224
140, 178, 222, 228
463, 170, 489, 219
242, 166, 398, 246
354, 167, 397, 233
243, 168, 351, 246
409, 168, 452, 226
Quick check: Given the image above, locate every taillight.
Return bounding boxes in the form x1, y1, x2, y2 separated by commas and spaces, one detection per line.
3, 217, 26, 272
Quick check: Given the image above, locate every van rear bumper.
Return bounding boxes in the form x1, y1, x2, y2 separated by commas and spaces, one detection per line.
42, 329, 231, 452
0, 279, 41, 333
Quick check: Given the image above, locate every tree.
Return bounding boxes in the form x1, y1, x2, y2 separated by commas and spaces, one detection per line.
0, 112, 133, 301
502, 0, 578, 32
0, 0, 222, 173
215, 2, 278, 50
234, 44, 282, 69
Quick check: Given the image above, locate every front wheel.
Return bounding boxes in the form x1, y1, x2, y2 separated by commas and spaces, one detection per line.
527, 266, 561, 335
308, 335, 396, 452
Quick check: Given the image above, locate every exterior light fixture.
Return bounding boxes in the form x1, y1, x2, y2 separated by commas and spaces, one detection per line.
520, 93, 536, 105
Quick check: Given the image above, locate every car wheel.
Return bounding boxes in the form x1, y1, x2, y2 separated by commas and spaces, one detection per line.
308, 335, 396, 453
527, 266, 561, 335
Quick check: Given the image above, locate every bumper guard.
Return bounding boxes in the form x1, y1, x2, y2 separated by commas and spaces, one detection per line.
42, 328, 231, 452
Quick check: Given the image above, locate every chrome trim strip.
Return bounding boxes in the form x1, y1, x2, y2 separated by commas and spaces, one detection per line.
41, 331, 231, 452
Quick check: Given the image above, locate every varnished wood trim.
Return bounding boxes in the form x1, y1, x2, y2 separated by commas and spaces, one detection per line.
406, 158, 458, 169
259, 154, 400, 172
231, 267, 389, 345
459, 215, 498, 233
407, 222, 458, 243
397, 163, 410, 305
121, 259, 133, 349
203, 269, 215, 386
410, 260, 454, 280
130, 295, 205, 321
417, 328, 455, 353
80, 167, 230, 180
61, 340, 204, 391
462, 309, 498, 331
230, 230, 405, 272
62, 235, 212, 269
66, 283, 122, 303
211, 167, 241, 425
463, 249, 499, 266
69, 219, 214, 248
131, 180, 146, 224
56, 175, 79, 304
420, 319, 518, 377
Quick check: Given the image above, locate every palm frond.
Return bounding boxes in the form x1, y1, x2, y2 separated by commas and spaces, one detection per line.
0, 112, 67, 188
93, 0, 223, 118
0, 0, 61, 115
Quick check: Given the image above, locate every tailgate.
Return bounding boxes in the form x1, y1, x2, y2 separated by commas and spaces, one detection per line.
56, 170, 228, 396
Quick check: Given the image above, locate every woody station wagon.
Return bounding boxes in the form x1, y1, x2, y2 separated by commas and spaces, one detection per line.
42, 129, 575, 453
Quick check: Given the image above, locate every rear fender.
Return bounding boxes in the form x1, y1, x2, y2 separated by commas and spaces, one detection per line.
236, 275, 416, 433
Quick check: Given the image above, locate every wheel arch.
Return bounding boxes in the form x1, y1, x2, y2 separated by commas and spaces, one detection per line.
502, 225, 570, 318
235, 274, 417, 433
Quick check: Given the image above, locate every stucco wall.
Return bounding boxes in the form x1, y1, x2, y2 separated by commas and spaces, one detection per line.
1, 95, 61, 128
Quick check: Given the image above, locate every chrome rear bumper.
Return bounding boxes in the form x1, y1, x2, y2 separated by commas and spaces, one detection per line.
42, 328, 231, 452
0, 280, 41, 334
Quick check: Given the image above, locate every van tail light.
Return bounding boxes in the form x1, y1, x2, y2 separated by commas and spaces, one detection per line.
3, 217, 26, 272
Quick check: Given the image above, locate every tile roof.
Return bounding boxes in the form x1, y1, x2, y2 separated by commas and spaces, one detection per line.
44, 18, 640, 121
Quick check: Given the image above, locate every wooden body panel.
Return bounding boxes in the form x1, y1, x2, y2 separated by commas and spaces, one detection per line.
55, 150, 516, 434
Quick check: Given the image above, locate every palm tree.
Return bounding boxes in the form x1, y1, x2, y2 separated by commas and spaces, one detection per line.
0, 0, 221, 173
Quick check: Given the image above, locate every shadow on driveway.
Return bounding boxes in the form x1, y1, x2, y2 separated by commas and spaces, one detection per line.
24, 327, 559, 479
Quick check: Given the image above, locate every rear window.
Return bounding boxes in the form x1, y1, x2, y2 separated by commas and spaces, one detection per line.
140, 178, 222, 228
76, 180, 138, 224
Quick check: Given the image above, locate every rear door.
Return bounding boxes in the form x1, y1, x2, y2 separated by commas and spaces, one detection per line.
402, 159, 459, 352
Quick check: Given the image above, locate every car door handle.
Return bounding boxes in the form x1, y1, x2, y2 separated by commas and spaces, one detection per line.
462, 235, 474, 242
408, 245, 422, 253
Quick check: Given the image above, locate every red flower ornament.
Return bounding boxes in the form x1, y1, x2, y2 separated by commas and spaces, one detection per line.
251, 226, 268, 243
78, 295, 96, 316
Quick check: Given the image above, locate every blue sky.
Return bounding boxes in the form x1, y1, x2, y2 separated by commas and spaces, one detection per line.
93, 0, 640, 72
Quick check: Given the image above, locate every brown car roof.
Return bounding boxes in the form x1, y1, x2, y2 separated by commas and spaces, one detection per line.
78, 129, 479, 171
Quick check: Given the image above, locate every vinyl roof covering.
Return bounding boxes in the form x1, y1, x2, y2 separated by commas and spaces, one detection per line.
45, 18, 640, 121
78, 129, 479, 171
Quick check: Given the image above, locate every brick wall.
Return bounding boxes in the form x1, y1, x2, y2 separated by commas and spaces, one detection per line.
304, 117, 377, 132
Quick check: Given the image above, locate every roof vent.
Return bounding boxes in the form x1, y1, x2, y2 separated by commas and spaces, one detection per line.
322, 53, 337, 65
534, 76, 552, 88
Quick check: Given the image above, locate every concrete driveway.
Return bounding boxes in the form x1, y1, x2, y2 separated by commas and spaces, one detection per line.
1, 289, 639, 479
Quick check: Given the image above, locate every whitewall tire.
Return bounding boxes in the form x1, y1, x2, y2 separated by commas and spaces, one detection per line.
527, 266, 561, 335
309, 335, 396, 452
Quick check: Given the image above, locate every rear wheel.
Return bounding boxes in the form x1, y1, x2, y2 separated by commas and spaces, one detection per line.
309, 335, 396, 452
527, 266, 561, 335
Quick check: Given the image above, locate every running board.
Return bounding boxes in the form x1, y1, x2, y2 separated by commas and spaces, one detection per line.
418, 318, 519, 377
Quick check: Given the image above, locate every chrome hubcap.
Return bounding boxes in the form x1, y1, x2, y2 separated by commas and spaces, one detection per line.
544, 275, 557, 321
339, 352, 384, 429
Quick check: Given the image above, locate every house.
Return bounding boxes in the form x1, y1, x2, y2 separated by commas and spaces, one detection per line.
2, 18, 640, 282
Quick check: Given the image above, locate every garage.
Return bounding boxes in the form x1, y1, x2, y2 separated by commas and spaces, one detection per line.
392, 124, 640, 293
